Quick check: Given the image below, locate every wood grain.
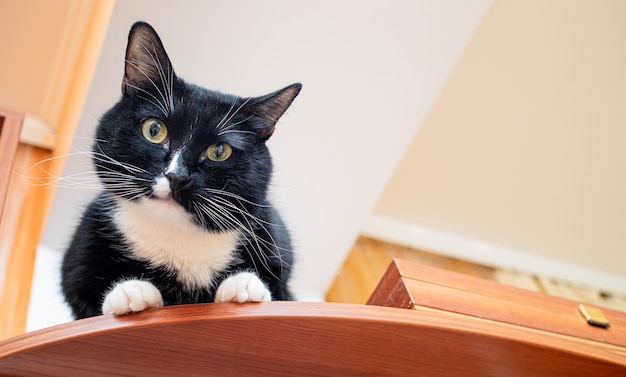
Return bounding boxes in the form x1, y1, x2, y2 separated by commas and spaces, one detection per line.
0, 301, 625, 376
369, 259, 626, 348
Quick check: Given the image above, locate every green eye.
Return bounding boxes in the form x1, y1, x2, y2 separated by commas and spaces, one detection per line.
141, 118, 168, 144
206, 143, 232, 162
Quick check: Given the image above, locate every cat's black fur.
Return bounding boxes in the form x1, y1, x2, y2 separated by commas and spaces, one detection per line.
61, 22, 300, 319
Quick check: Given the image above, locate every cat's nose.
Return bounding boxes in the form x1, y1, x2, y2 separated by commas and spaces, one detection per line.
166, 172, 190, 192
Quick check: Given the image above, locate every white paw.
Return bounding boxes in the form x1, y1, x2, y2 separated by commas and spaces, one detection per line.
102, 279, 163, 315
214, 272, 272, 303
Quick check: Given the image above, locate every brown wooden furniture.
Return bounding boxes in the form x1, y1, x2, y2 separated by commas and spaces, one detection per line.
368, 258, 626, 348
1, 260, 625, 376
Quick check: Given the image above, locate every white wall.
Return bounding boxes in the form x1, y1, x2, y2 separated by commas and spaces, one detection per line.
33, 0, 491, 329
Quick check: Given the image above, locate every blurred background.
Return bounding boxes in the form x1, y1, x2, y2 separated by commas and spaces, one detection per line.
1, 0, 625, 338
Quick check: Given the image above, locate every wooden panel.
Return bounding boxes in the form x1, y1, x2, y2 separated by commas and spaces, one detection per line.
369, 259, 626, 349
0, 302, 625, 376
0, 111, 23, 221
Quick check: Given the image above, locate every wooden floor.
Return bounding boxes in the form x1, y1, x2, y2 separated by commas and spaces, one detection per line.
326, 236, 626, 313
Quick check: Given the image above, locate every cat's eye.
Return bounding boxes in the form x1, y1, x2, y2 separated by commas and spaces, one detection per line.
206, 143, 232, 162
141, 118, 168, 144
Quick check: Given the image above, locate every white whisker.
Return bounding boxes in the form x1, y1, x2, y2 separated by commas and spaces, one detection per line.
193, 189, 291, 280
216, 97, 252, 130
122, 81, 169, 116
204, 188, 272, 208
196, 195, 270, 276
93, 142, 149, 174
217, 129, 256, 137
142, 41, 175, 115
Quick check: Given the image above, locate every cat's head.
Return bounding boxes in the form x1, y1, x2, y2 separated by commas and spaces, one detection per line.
94, 22, 301, 231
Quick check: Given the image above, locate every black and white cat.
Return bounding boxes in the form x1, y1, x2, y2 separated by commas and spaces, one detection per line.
61, 22, 300, 319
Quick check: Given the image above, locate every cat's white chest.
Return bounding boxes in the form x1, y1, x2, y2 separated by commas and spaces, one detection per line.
113, 198, 239, 290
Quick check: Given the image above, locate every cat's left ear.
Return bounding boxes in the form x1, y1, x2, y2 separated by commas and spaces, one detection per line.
246, 83, 302, 140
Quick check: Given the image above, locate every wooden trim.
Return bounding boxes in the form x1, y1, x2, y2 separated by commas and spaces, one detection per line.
0, 145, 51, 340
365, 257, 414, 309
19, 115, 55, 150
0, 302, 625, 376
0, 111, 23, 221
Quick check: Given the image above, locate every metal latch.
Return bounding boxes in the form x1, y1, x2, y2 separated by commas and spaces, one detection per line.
578, 304, 610, 328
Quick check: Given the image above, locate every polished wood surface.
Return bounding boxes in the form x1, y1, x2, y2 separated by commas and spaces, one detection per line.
369, 259, 626, 349
1, 301, 625, 376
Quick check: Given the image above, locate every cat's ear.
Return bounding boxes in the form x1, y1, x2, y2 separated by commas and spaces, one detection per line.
122, 22, 175, 97
246, 83, 302, 140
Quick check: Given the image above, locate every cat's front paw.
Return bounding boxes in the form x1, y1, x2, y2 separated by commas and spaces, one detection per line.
214, 272, 271, 303
102, 279, 163, 315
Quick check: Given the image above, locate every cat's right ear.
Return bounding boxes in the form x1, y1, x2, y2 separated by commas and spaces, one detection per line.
122, 22, 175, 97
246, 83, 302, 140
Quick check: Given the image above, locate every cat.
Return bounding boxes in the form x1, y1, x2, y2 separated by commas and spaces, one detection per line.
61, 21, 300, 319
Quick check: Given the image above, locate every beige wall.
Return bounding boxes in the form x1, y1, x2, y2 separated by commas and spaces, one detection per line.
373, 0, 626, 289
0, 0, 95, 126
